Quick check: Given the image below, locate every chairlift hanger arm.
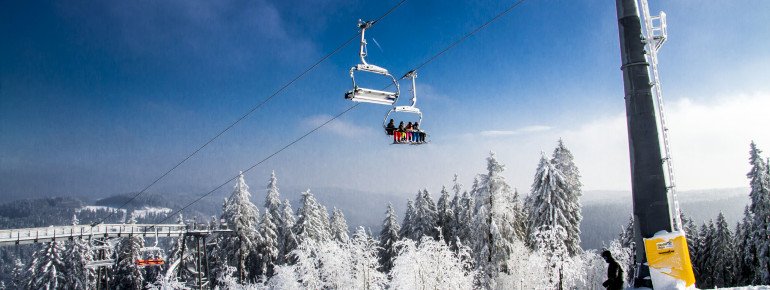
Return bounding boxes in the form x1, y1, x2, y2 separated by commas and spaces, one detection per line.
358, 19, 376, 65
345, 19, 400, 106
403, 70, 418, 108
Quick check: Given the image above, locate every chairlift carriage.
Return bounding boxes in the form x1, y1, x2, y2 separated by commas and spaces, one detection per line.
344, 20, 400, 105
384, 70, 428, 144
136, 232, 166, 267
86, 238, 115, 269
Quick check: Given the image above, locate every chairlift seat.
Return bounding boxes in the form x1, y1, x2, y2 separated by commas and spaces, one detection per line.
345, 88, 397, 105
136, 258, 165, 267
86, 259, 115, 268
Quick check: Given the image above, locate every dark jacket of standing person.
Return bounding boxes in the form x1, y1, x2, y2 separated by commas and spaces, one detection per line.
602, 250, 623, 290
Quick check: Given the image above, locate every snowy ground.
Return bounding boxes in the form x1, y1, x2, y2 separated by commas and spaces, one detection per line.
131, 206, 172, 219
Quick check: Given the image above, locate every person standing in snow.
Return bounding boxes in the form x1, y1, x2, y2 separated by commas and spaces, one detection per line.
601, 250, 623, 290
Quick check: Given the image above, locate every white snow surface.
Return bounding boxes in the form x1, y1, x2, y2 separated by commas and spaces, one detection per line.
76, 205, 126, 214
76, 206, 170, 221
130, 206, 172, 219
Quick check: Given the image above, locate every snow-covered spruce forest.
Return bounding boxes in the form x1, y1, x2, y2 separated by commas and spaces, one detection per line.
5, 140, 770, 289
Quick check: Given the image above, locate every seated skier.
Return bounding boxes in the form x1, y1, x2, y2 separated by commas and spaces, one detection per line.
385, 119, 396, 136
413, 122, 425, 143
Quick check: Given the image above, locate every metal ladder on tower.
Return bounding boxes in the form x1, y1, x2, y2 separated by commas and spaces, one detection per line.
640, 0, 683, 231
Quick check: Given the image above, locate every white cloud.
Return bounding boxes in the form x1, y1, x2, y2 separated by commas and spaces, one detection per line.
288, 93, 770, 197
555, 92, 770, 191
303, 115, 374, 139
480, 125, 552, 137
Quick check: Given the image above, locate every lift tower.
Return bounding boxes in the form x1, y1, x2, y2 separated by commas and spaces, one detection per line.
615, 0, 676, 287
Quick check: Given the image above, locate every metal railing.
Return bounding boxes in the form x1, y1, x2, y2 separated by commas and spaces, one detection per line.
0, 224, 229, 246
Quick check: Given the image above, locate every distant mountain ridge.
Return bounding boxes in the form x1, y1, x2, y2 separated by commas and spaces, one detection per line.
579, 187, 750, 249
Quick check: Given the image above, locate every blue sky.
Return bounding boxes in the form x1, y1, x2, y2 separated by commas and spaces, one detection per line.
2, 0, 769, 200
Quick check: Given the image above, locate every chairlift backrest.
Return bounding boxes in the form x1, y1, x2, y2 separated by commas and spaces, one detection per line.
139, 246, 162, 252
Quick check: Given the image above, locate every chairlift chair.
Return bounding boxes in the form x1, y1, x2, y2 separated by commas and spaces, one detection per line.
136, 232, 166, 267
345, 20, 400, 105
384, 70, 428, 144
86, 238, 115, 269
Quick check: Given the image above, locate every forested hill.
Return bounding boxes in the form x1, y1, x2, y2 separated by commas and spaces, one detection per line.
580, 187, 749, 249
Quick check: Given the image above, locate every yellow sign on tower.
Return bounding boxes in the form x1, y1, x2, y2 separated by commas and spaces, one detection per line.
643, 231, 696, 288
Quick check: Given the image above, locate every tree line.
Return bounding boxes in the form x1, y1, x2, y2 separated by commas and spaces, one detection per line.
6, 140, 769, 289
681, 141, 770, 288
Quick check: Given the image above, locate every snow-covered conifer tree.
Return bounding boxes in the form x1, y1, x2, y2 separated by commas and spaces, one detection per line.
411, 189, 438, 241
330, 207, 350, 243
319, 204, 332, 240
267, 265, 302, 289
550, 139, 583, 255
472, 152, 527, 286
292, 241, 322, 289
11, 258, 25, 288
449, 174, 462, 247
526, 152, 577, 254
280, 199, 298, 264
735, 206, 756, 286
112, 218, 145, 290
680, 212, 698, 271
618, 216, 634, 248
26, 241, 67, 289
206, 234, 229, 287
530, 224, 570, 288
710, 212, 736, 287
260, 208, 280, 277
437, 185, 455, 244
747, 141, 770, 284
64, 215, 95, 289
616, 216, 637, 284
580, 250, 607, 289
390, 237, 475, 289
399, 199, 415, 241
452, 174, 462, 197
294, 189, 331, 245
695, 221, 716, 288
265, 171, 284, 251
220, 172, 261, 282
495, 239, 550, 288
379, 203, 400, 273
453, 190, 475, 247
349, 227, 387, 289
